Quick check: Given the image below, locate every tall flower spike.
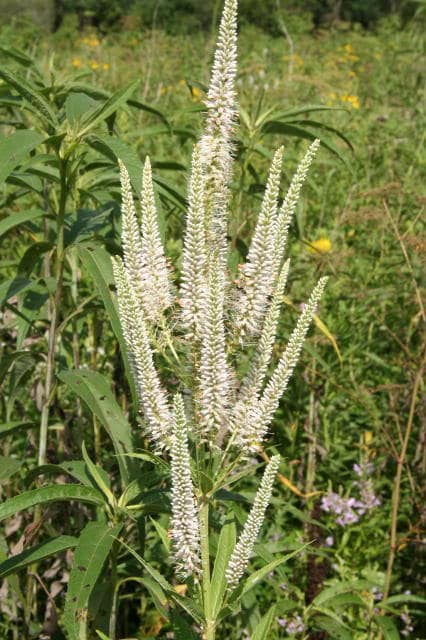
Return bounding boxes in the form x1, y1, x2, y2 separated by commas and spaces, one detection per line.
198, 251, 231, 443
225, 455, 280, 591
238, 258, 291, 402
273, 139, 320, 277
202, 0, 238, 172
112, 256, 171, 449
118, 160, 145, 314
235, 147, 284, 341
239, 277, 328, 452
170, 394, 202, 579
140, 156, 173, 321
180, 144, 208, 337
200, 0, 238, 253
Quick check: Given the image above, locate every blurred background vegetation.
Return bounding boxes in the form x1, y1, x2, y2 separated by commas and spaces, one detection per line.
0, 0, 423, 33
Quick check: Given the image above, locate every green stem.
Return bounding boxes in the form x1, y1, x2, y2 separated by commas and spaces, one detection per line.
382, 353, 424, 600
109, 540, 120, 639
38, 158, 68, 467
200, 499, 215, 640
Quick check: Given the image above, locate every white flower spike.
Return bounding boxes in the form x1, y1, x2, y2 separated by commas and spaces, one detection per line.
225, 455, 280, 590
170, 394, 202, 579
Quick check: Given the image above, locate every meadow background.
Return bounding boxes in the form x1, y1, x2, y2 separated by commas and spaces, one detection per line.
0, 0, 424, 638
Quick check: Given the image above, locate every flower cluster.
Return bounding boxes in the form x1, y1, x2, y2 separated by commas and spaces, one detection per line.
400, 611, 414, 637
225, 455, 280, 590
113, 0, 326, 582
321, 460, 380, 526
321, 492, 362, 526
278, 614, 305, 634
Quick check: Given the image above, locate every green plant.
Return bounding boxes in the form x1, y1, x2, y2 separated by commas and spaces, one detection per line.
0, 1, 425, 638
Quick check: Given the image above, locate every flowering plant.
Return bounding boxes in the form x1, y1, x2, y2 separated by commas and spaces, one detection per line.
111, 1, 325, 637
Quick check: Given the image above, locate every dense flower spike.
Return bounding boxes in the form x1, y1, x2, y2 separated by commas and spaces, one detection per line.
180, 144, 208, 336
238, 258, 291, 402
118, 160, 145, 312
273, 139, 320, 276
169, 394, 202, 579
198, 252, 232, 443
234, 278, 327, 453
202, 0, 238, 175
225, 455, 280, 590
244, 277, 328, 450
140, 156, 173, 321
235, 147, 284, 340
112, 257, 171, 448
200, 0, 238, 253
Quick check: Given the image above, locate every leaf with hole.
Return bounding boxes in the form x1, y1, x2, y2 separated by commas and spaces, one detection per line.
75, 244, 138, 405
64, 522, 123, 640
58, 369, 135, 485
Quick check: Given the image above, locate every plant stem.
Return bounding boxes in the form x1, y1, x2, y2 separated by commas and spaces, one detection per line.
38, 158, 68, 466
200, 499, 215, 640
382, 352, 425, 599
109, 540, 120, 639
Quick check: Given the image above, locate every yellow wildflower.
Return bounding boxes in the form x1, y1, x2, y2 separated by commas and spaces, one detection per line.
191, 86, 202, 101
308, 238, 332, 254
71, 57, 82, 68
81, 35, 100, 48
364, 431, 373, 445
101, 63, 110, 71
90, 61, 99, 70
341, 94, 360, 109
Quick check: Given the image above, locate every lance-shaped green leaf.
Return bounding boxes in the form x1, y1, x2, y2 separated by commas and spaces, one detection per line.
0, 421, 36, 437
58, 369, 135, 485
312, 579, 373, 607
78, 80, 140, 137
373, 616, 400, 640
251, 605, 276, 640
63, 522, 123, 640
0, 68, 57, 126
0, 456, 22, 482
87, 134, 143, 193
261, 120, 350, 166
211, 518, 236, 618
75, 244, 137, 406
229, 545, 308, 604
0, 485, 104, 522
0, 277, 33, 307
24, 460, 111, 490
313, 615, 353, 640
0, 131, 44, 185
0, 535, 77, 579
119, 538, 204, 624
0, 208, 44, 238
81, 442, 116, 508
